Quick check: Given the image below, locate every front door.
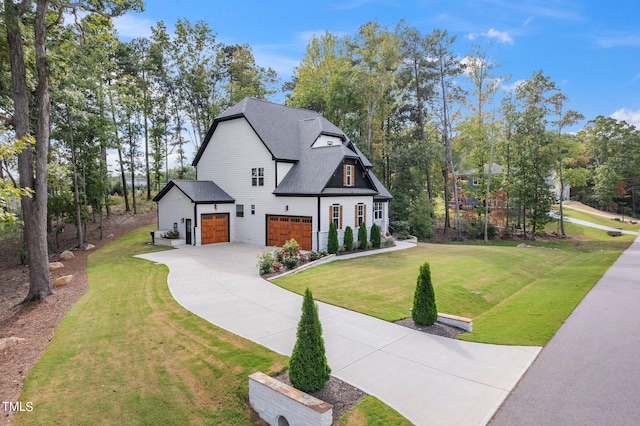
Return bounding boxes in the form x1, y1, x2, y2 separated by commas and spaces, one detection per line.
185, 219, 192, 245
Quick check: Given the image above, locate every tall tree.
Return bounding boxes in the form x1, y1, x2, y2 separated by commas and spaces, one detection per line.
429, 29, 465, 238
2, 0, 142, 302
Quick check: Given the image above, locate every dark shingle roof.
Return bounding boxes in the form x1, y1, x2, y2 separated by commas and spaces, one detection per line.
153, 180, 234, 203
193, 97, 392, 199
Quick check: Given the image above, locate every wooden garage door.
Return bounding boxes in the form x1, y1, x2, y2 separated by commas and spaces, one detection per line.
267, 215, 312, 250
201, 213, 229, 244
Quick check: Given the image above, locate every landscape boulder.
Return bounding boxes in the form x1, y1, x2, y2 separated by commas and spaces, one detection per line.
49, 262, 64, 271
60, 250, 74, 260
84, 244, 96, 251
54, 275, 74, 287
0, 337, 26, 351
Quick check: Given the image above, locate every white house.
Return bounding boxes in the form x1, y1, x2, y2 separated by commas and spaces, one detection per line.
153, 97, 392, 251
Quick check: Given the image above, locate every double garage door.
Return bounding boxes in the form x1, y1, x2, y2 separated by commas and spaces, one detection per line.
267, 215, 312, 250
201, 213, 229, 244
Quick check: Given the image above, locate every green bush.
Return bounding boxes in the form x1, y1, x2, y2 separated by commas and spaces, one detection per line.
308, 251, 328, 261
327, 222, 339, 254
282, 238, 301, 258
344, 226, 354, 251
282, 256, 299, 270
370, 223, 381, 248
257, 251, 275, 275
412, 262, 438, 326
390, 220, 410, 239
163, 230, 180, 239
464, 220, 497, 240
289, 288, 331, 392
358, 222, 368, 250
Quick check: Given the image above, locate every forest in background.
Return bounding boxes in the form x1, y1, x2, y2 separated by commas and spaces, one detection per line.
2, 2, 639, 301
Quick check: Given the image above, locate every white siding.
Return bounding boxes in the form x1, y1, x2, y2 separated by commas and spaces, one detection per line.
276, 161, 294, 186
157, 186, 194, 239
311, 134, 343, 148
318, 196, 374, 250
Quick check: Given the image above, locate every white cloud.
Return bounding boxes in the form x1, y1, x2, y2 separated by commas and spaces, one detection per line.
112, 14, 154, 40
500, 79, 526, 93
467, 28, 514, 45
596, 35, 640, 48
611, 108, 640, 128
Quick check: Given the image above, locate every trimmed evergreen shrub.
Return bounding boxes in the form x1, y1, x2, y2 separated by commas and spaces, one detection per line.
370, 223, 381, 248
282, 256, 299, 270
327, 221, 339, 254
358, 222, 368, 250
412, 262, 438, 326
344, 226, 354, 251
289, 288, 331, 392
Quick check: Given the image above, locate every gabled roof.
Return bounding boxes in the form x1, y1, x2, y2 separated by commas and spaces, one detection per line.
153, 180, 235, 204
192, 97, 392, 200
193, 97, 347, 165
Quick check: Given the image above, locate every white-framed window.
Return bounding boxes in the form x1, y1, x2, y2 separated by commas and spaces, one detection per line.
344, 164, 354, 187
331, 204, 342, 229
356, 203, 365, 227
252, 168, 264, 186
374, 201, 383, 220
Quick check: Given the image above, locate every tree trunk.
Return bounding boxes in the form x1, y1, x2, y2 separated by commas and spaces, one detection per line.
66, 106, 84, 247
484, 139, 495, 243
5, 0, 54, 302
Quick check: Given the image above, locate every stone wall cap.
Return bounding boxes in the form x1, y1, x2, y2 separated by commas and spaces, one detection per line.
249, 372, 332, 414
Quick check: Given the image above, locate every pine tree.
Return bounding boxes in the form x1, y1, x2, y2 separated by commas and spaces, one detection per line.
344, 226, 354, 251
370, 223, 381, 248
412, 262, 438, 326
289, 288, 331, 392
358, 222, 368, 249
327, 221, 339, 254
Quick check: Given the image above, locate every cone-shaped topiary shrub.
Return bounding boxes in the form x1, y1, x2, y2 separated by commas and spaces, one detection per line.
370, 223, 381, 248
412, 262, 438, 326
328, 221, 339, 254
358, 222, 368, 250
289, 288, 331, 392
344, 226, 354, 251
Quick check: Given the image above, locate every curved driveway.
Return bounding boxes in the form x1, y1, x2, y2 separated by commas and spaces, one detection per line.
138, 243, 540, 425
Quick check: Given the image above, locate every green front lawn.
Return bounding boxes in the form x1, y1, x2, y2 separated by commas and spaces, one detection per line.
15, 226, 408, 425
275, 220, 631, 346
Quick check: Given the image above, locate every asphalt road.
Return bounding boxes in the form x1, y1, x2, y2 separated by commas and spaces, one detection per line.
491, 234, 640, 425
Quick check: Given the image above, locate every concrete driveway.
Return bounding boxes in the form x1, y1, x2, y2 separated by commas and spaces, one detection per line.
138, 243, 540, 425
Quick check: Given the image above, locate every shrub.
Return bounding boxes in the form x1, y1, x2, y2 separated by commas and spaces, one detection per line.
282, 238, 301, 258
163, 230, 180, 239
370, 223, 381, 248
271, 261, 283, 273
282, 256, 299, 270
308, 251, 327, 261
289, 288, 331, 392
273, 249, 283, 263
412, 262, 438, 326
390, 220, 410, 239
327, 222, 339, 254
358, 222, 368, 250
464, 220, 497, 240
343, 226, 354, 251
257, 251, 275, 275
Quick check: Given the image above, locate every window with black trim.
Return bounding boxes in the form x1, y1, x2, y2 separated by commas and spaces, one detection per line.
356, 203, 365, 226
236, 204, 244, 217
331, 204, 342, 229
374, 202, 383, 220
251, 204, 256, 215
251, 168, 264, 186
344, 164, 354, 187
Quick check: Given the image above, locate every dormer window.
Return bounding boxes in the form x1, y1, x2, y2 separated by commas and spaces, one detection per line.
344, 164, 354, 187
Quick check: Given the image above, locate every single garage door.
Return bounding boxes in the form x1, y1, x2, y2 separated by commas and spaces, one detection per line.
201, 213, 229, 244
267, 215, 312, 250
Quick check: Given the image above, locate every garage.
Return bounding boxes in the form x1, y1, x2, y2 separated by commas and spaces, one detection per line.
267, 215, 312, 250
201, 213, 229, 244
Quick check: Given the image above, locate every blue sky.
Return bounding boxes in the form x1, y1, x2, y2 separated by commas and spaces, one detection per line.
113, 0, 640, 130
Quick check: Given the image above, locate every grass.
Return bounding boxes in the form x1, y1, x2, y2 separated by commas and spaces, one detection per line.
275, 211, 633, 346
560, 206, 640, 232
15, 225, 408, 425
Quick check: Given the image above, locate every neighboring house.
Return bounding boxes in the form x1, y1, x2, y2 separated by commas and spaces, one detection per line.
153, 97, 392, 251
